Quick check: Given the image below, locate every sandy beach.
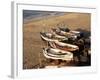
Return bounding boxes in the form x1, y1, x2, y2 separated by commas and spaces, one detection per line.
23, 12, 91, 69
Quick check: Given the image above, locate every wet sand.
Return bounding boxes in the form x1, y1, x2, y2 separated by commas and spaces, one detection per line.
23, 13, 91, 69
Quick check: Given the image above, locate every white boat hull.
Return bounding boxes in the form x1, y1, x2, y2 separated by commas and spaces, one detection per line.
43, 48, 73, 61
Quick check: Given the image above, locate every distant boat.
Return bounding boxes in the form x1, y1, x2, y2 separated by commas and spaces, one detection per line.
40, 32, 68, 42
43, 48, 73, 60
49, 40, 79, 52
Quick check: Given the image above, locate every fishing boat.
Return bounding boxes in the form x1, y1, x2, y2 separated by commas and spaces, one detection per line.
48, 40, 79, 52
59, 27, 70, 32
52, 27, 84, 39
40, 32, 68, 42
51, 28, 78, 40
58, 27, 80, 33
59, 27, 84, 38
43, 48, 73, 61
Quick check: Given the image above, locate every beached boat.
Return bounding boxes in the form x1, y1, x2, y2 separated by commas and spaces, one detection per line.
59, 27, 84, 38
49, 40, 79, 52
40, 32, 68, 42
59, 27, 70, 32
43, 48, 73, 60
51, 28, 78, 40
52, 27, 84, 39
58, 27, 80, 33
